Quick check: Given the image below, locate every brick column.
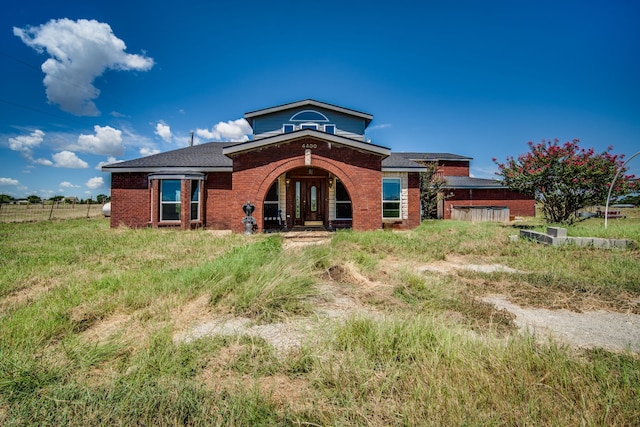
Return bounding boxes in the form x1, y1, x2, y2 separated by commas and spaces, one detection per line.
150, 179, 159, 228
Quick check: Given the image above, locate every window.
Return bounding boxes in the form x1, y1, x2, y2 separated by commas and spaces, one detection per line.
324, 124, 335, 134
335, 180, 352, 219
283, 124, 294, 133
160, 180, 181, 221
310, 185, 317, 211
382, 178, 401, 219
295, 181, 301, 219
190, 180, 200, 221
263, 181, 279, 219
290, 110, 329, 122
300, 123, 318, 130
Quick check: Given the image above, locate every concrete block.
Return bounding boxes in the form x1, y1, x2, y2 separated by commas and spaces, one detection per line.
551, 237, 568, 246
509, 235, 519, 242
591, 238, 610, 249
573, 237, 594, 247
547, 227, 567, 238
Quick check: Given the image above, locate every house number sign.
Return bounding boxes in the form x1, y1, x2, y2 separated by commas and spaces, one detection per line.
301, 143, 317, 149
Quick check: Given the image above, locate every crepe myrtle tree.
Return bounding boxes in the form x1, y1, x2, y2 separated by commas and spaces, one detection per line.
420, 161, 452, 220
494, 139, 636, 224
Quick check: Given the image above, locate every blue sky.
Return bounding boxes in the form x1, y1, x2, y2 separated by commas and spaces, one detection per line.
1, 0, 639, 200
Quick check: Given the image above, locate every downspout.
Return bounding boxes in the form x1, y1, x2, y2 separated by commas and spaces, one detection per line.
605, 150, 639, 228
149, 176, 153, 226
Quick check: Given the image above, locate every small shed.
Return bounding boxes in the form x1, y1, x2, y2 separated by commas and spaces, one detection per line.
450, 205, 510, 222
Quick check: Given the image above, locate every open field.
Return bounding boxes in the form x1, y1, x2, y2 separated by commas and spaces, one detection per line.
0, 203, 106, 223
1, 214, 639, 425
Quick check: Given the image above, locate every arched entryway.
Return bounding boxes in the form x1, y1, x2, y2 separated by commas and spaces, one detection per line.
260, 166, 353, 231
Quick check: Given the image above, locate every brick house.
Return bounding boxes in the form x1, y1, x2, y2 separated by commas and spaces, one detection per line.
102, 99, 534, 232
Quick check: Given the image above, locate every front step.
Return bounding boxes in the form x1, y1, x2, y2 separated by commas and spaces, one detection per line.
281, 229, 332, 248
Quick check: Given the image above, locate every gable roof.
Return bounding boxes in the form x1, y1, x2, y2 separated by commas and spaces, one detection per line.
101, 142, 233, 172
244, 99, 373, 129
223, 128, 390, 157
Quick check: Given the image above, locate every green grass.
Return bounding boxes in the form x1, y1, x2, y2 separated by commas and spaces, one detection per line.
1, 215, 639, 425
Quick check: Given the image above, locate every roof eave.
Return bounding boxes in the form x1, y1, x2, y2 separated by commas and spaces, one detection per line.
244, 99, 373, 128
101, 166, 232, 173
382, 167, 428, 173
223, 129, 389, 157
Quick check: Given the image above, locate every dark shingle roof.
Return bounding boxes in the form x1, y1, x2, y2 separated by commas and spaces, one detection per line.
392, 152, 473, 161
102, 142, 473, 175
102, 142, 234, 171
444, 176, 505, 188
382, 153, 426, 169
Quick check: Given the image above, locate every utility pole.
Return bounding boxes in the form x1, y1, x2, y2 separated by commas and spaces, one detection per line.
190, 131, 194, 147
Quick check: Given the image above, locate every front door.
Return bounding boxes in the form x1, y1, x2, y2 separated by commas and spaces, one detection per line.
293, 179, 325, 226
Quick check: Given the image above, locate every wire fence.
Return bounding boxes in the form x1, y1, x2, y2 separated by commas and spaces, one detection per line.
0, 202, 107, 223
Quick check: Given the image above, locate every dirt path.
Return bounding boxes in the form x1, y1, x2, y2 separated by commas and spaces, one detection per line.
483, 294, 640, 352
82, 237, 639, 355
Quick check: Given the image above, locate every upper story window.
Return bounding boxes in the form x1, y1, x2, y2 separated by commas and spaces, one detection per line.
290, 110, 329, 122
282, 110, 336, 134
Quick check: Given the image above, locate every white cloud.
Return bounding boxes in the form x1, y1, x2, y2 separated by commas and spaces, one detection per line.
86, 177, 104, 189
140, 147, 160, 156
96, 156, 120, 169
75, 125, 124, 156
52, 151, 89, 168
35, 158, 53, 166
60, 181, 80, 188
0, 178, 20, 186
14, 18, 154, 116
196, 118, 251, 142
367, 124, 392, 131
8, 129, 45, 158
155, 122, 172, 143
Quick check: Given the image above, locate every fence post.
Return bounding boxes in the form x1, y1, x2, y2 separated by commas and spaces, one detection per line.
86, 200, 91, 218
48, 201, 55, 220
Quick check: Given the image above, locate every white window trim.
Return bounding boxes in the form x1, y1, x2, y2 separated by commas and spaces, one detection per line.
382, 177, 402, 220
190, 180, 201, 222
160, 179, 181, 222
290, 110, 329, 122
324, 124, 336, 134
300, 123, 318, 130
283, 124, 295, 133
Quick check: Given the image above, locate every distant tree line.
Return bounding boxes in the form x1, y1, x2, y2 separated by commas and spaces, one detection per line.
0, 194, 110, 204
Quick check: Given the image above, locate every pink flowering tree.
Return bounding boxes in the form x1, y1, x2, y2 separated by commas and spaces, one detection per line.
494, 139, 636, 224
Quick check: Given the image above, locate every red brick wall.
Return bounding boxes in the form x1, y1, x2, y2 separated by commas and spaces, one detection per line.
439, 160, 470, 177
443, 188, 535, 219
406, 172, 421, 228
110, 173, 150, 228
205, 172, 234, 230
229, 137, 384, 232
108, 138, 425, 231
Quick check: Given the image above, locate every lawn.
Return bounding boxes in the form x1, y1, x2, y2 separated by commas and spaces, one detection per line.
0, 215, 639, 425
